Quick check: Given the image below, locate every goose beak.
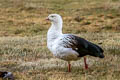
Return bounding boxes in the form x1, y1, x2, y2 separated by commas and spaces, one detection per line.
46, 17, 49, 21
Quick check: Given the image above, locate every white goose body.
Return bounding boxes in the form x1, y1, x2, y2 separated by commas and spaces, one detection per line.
46, 14, 104, 72
47, 16, 79, 61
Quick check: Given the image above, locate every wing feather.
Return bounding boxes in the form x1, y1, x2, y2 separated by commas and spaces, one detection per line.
61, 34, 104, 58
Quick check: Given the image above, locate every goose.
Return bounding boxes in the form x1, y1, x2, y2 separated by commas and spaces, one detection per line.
46, 14, 104, 72
0, 71, 14, 80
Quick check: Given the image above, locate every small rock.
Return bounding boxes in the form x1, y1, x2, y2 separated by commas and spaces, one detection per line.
74, 16, 84, 22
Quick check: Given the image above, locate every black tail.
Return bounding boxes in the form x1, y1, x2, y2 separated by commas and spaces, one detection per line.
99, 54, 104, 58
87, 42, 104, 58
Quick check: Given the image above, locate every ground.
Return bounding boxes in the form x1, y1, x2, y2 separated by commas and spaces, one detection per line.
0, 0, 120, 80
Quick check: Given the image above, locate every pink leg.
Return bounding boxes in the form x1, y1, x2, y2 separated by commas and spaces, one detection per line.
84, 57, 88, 69
68, 61, 71, 72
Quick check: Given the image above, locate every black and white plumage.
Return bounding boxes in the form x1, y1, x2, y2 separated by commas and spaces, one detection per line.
46, 14, 104, 72
0, 71, 14, 80
59, 34, 104, 58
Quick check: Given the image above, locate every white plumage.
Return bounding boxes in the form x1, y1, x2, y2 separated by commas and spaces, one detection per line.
47, 14, 78, 61
46, 14, 104, 72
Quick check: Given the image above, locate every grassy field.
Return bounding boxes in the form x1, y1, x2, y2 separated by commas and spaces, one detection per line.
0, 0, 120, 80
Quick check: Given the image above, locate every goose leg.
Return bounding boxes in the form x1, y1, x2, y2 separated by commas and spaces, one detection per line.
68, 61, 71, 72
84, 57, 88, 69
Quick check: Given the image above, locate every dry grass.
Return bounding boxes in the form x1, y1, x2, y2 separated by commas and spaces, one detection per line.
0, 0, 120, 80
0, 0, 120, 36
0, 33, 120, 80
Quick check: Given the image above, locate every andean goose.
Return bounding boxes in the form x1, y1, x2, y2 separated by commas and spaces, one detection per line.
46, 14, 104, 72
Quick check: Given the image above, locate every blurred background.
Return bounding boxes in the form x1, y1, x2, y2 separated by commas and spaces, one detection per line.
0, 0, 120, 36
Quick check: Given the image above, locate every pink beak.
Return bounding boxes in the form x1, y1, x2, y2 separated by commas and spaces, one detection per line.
46, 17, 49, 20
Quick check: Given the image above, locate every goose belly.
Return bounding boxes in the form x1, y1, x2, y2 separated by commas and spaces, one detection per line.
51, 45, 79, 61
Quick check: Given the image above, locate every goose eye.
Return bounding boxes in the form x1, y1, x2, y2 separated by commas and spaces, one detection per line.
51, 16, 55, 18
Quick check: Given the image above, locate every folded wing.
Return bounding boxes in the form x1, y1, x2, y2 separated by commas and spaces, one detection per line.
61, 34, 104, 58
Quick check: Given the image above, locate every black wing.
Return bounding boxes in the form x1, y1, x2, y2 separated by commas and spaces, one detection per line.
62, 35, 104, 58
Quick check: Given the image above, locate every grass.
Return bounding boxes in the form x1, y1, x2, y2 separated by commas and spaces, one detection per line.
0, 0, 120, 80
0, 33, 120, 80
0, 0, 120, 36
